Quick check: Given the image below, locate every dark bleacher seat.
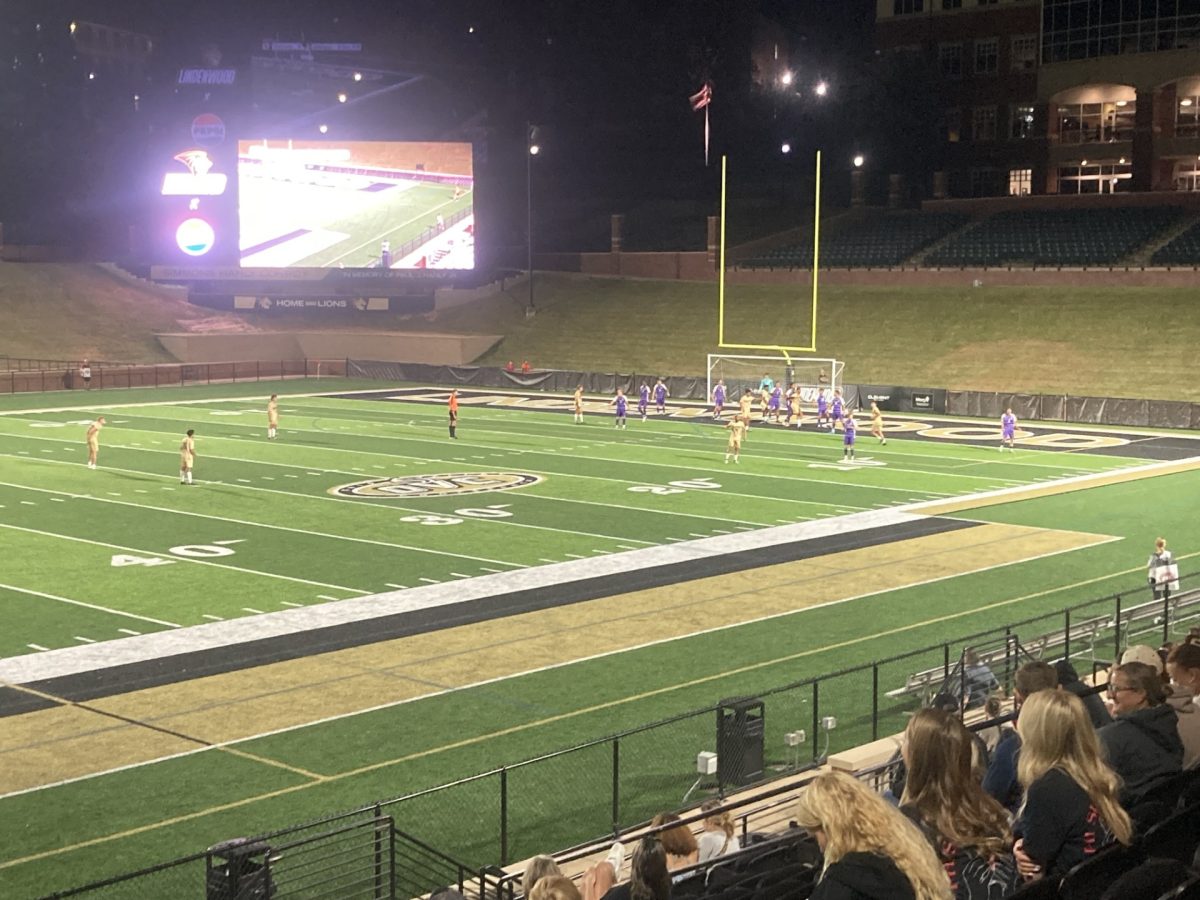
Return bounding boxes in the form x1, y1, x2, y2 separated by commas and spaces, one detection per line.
926, 206, 1183, 267
1140, 802, 1200, 865
741, 212, 968, 268
1009, 876, 1063, 898
1152, 219, 1200, 266
1059, 843, 1144, 900
1097, 858, 1195, 900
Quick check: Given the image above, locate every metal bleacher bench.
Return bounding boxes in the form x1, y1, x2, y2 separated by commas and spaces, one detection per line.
886, 588, 1200, 703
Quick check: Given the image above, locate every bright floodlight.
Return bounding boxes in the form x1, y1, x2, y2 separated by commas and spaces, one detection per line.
337, 92, 347, 103
353, 72, 363, 81
815, 81, 828, 97
781, 142, 791, 154
529, 143, 540, 156
319, 124, 329, 134
780, 70, 793, 86
853, 155, 864, 168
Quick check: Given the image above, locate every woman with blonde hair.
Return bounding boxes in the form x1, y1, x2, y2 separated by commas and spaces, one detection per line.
794, 770, 952, 900
1013, 689, 1133, 882
697, 799, 740, 862
901, 709, 1019, 898
523, 856, 564, 898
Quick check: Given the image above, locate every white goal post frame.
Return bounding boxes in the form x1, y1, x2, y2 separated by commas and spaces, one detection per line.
706, 354, 842, 405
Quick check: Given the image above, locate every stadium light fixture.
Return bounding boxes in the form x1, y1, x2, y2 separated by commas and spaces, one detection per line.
319, 124, 329, 134
853, 154, 864, 168
353, 71, 363, 81
1081, 158, 1087, 165
528, 143, 540, 156
1116, 99, 1128, 107
337, 92, 347, 103
1182, 98, 1194, 107
781, 142, 791, 154
814, 81, 828, 97
780, 70, 794, 87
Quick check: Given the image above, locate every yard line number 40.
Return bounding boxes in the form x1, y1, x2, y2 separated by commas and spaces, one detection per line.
111, 539, 244, 567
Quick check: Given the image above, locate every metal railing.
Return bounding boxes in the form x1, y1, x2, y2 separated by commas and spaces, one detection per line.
41, 574, 1200, 898
1, 358, 348, 394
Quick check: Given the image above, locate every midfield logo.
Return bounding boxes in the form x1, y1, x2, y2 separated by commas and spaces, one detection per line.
331, 472, 542, 498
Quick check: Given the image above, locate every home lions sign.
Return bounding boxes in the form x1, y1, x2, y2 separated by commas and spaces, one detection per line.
330, 472, 542, 499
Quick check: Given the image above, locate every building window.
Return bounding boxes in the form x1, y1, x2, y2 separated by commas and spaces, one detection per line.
1174, 160, 1200, 192
974, 38, 999, 75
1010, 105, 1035, 139
977, 0, 999, 5
893, 0, 924, 13
1011, 35, 1037, 71
1044, 0, 1200, 62
972, 106, 997, 141
1056, 100, 1134, 144
1177, 94, 1200, 138
970, 168, 1001, 197
942, 0, 962, 8
946, 108, 962, 143
1057, 161, 1132, 194
939, 42, 962, 78
1008, 168, 1032, 196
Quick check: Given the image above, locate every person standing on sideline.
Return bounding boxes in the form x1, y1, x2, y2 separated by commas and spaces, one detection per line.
870, 401, 887, 445
79, 359, 92, 390
85, 416, 105, 469
842, 414, 857, 461
573, 385, 584, 424
711, 379, 726, 420
654, 378, 669, 415
1148, 537, 1178, 601
267, 394, 279, 440
179, 429, 196, 484
1001, 408, 1017, 452
610, 387, 628, 429
724, 417, 746, 464
448, 389, 459, 439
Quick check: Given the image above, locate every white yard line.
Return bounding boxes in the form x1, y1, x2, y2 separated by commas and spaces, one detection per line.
0, 581, 181, 628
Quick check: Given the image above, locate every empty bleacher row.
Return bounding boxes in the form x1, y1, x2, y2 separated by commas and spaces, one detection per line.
738, 205, 1200, 269
739, 212, 968, 269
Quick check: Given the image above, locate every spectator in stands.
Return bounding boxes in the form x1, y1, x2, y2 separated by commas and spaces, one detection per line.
79, 359, 91, 390
530, 876, 583, 900
983, 660, 1058, 813
507, 360, 515, 373
522, 359, 532, 374
1012, 690, 1133, 882
974, 697, 1012, 759
1053, 659, 1112, 729
961, 648, 1000, 711
1148, 537, 1177, 601
1167, 637, 1200, 708
523, 856, 565, 897
1099, 661, 1182, 803
696, 799, 740, 862
649, 812, 698, 870
1127, 643, 1200, 769
900, 709, 1020, 899
582, 836, 670, 900
793, 770, 952, 899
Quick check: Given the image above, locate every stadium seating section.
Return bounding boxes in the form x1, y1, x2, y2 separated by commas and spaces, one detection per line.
1152, 219, 1200, 265
739, 212, 968, 268
925, 206, 1184, 267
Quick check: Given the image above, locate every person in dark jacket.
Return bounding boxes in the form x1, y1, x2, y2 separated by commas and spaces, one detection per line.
1099, 661, 1183, 804
794, 771, 953, 900
1054, 659, 1112, 730
983, 660, 1058, 813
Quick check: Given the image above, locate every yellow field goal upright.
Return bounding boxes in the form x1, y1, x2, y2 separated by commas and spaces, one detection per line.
706, 354, 842, 404
716, 151, 822, 357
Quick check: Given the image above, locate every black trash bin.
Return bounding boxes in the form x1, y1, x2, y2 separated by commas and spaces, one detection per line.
717, 697, 765, 787
206, 838, 274, 900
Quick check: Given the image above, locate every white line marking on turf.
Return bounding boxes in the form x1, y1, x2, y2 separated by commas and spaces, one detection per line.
384, 583, 407, 590
418, 577, 441, 584
50, 498, 65, 502
0, 582, 182, 628
27, 644, 49, 652
117, 629, 141, 636
316, 596, 340, 602
214, 540, 245, 546
477, 569, 501, 574
73, 636, 96, 644
19, 501, 34, 506
564, 553, 586, 559
202, 614, 224, 621
242, 607, 265, 614
280, 601, 304, 608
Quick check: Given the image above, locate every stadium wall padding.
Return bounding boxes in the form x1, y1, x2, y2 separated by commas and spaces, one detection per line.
157, 332, 501, 365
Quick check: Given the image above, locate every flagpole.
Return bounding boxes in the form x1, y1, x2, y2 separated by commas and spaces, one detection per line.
704, 106, 710, 167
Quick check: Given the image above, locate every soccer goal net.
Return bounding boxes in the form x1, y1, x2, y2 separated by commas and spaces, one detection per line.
706, 355, 842, 405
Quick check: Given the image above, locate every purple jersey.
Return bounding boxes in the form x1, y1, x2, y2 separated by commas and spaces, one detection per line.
654, 384, 667, 403
615, 395, 627, 415
768, 387, 782, 410
713, 385, 725, 405
831, 397, 843, 418
843, 419, 856, 445
817, 394, 828, 414
638, 385, 649, 411
1001, 413, 1016, 436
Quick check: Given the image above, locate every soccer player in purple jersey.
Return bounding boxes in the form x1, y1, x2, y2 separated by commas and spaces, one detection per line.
654, 378, 669, 415
711, 380, 726, 420
611, 388, 628, 429
842, 414, 857, 461
1001, 407, 1017, 451
830, 389, 844, 431
767, 384, 782, 422
816, 388, 829, 430
637, 382, 650, 421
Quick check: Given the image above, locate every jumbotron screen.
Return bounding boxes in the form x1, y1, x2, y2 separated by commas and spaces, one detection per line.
237, 139, 474, 269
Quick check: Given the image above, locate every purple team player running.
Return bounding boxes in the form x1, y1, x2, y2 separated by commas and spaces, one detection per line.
637, 382, 650, 421
830, 389, 844, 431
816, 388, 829, 429
711, 380, 726, 420
1001, 407, 1017, 452
654, 378, 669, 415
767, 384, 782, 421
611, 388, 629, 429
842, 415, 857, 461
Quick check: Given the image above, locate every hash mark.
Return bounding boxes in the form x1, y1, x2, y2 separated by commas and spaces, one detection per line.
19, 501, 35, 505
450, 572, 471, 579
280, 601, 305, 607
27, 643, 50, 652
74, 636, 96, 644
50, 498, 66, 503
418, 577, 441, 584
477, 568, 501, 574
242, 607, 265, 614
384, 583, 407, 589
316, 595, 340, 602
201, 614, 224, 621
213, 540, 244, 545
564, 553, 586, 559
117, 628, 141, 636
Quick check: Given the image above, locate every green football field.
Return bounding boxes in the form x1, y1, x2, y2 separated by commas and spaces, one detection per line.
2, 378, 1199, 898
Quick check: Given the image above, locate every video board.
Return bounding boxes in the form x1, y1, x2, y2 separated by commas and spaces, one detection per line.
237, 140, 474, 269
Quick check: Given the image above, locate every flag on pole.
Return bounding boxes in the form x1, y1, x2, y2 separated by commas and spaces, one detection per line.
689, 83, 712, 165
